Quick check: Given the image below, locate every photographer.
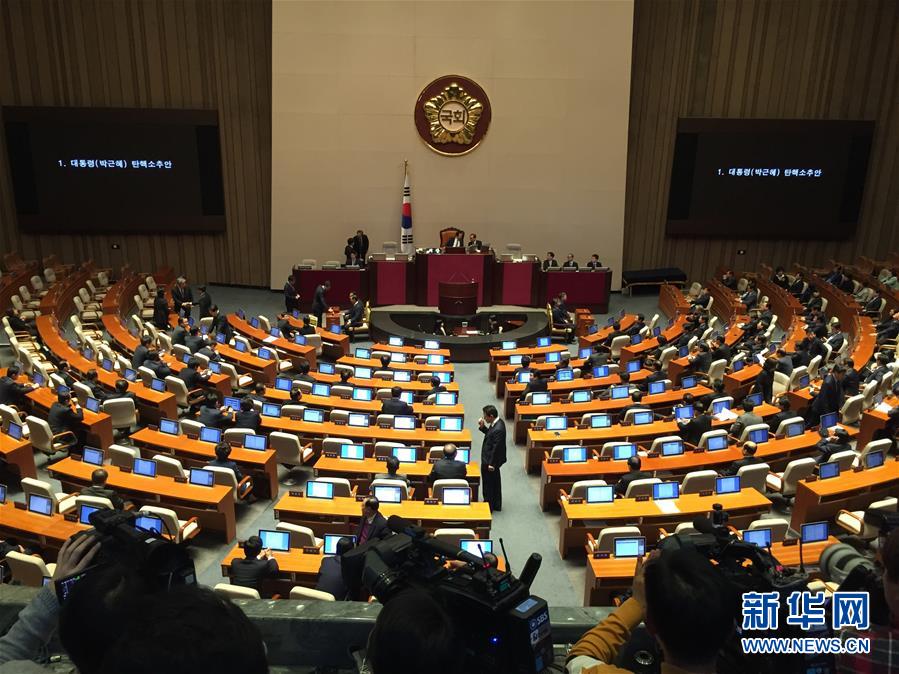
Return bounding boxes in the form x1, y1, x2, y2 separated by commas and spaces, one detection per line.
567, 548, 738, 673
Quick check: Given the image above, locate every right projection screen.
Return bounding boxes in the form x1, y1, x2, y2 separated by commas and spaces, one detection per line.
665, 119, 874, 239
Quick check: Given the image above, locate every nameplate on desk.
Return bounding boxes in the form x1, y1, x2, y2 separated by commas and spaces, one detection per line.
424, 498, 439, 505
853, 465, 864, 473
782, 538, 798, 547
692, 447, 705, 453
378, 423, 391, 429
333, 420, 346, 426
547, 458, 560, 464
620, 420, 632, 427
593, 551, 611, 559
174, 476, 187, 484
698, 490, 713, 497
568, 497, 584, 505
647, 451, 660, 459
635, 495, 650, 502
323, 452, 338, 459
804, 475, 818, 482
63, 513, 78, 522
355, 495, 366, 502
428, 458, 438, 464
71, 455, 82, 462
186, 433, 199, 441
597, 455, 611, 462
289, 416, 302, 422
302, 546, 320, 555
120, 466, 132, 473
289, 490, 303, 498
148, 424, 158, 431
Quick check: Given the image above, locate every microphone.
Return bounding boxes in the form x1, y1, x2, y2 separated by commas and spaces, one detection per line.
518, 553, 542, 590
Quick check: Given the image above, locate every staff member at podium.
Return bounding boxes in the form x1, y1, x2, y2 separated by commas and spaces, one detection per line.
311, 280, 330, 326
447, 231, 465, 249
542, 252, 559, 271
466, 233, 483, 251
586, 254, 603, 270
562, 254, 579, 270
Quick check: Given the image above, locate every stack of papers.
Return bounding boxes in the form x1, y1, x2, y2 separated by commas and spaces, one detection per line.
714, 409, 738, 422
655, 500, 681, 515
263, 335, 279, 343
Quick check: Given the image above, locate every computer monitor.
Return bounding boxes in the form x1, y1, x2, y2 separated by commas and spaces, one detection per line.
732, 360, 744, 372
607, 316, 616, 325
745, 392, 763, 407
585, 485, 615, 504
674, 405, 694, 420
545, 416, 568, 431
632, 411, 653, 425
390, 352, 407, 363
537, 337, 551, 347
198, 427, 222, 444
123, 368, 137, 382
439, 417, 463, 432
133, 458, 157, 477
706, 434, 729, 451
785, 422, 805, 438
259, 529, 291, 552
716, 476, 741, 495
323, 534, 357, 555
399, 391, 414, 404
593, 365, 610, 378
866, 450, 885, 469
394, 416, 415, 430
517, 372, 532, 383
579, 348, 592, 359
329, 324, 342, 334
660, 440, 684, 457
613, 537, 646, 558
215, 332, 227, 344
77, 504, 100, 525
355, 367, 372, 380
531, 393, 551, 408
630, 334, 643, 346
610, 385, 629, 400
435, 372, 452, 384
182, 354, 193, 364
442, 487, 471, 505
819, 461, 840, 480
243, 434, 267, 451
83, 348, 94, 361
352, 388, 373, 401
590, 414, 612, 428
0, 484, 6, 504
799, 374, 811, 388
460, 539, 494, 557
223, 396, 242, 410
501, 341, 517, 350
435, 392, 457, 405
572, 390, 592, 403
424, 340, 440, 350
355, 348, 371, 359
302, 408, 324, 423
801, 521, 829, 544
56, 385, 70, 396
456, 449, 471, 464
680, 376, 697, 389
626, 360, 641, 374
318, 362, 335, 375
373, 485, 402, 504
262, 402, 282, 417
134, 515, 163, 534
101, 358, 113, 372
652, 481, 679, 500
306, 481, 335, 499
613, 444, 637, 460
546, 352, 561, 363
340, 444, 365, 460
189, 469, 215, 487
207, 361, 221, 374
679, 346, 689, 358
158, 418, 179, 435
27, 493, 53, 516
712, 399, 732, 414
257, 347, 275, 361
274, 377, 293, 391
820, 412, 839, 430
84, 397, 100, 413
250, 317, 260, 329
556, 369, 574, 382
742, 528, 772, 548
394, 370, 412, 382
82, 447, 104, 466
427, 354, 445, 365
348, 413, 370, 427
32, 372, 44, 386
648, 381, 666, 395
748, 428, 769, 444
392, 446, 417, 463
233, 341, 248, 353
312, 383, 331, 397
150, 378, 166, 392
270, 327, 281, 338
653, 326, 662, 337
296, 335, 308, 346
7, 422, 23, 441
509, 355, 523, 365
562, 446, 587, 463
388, 336, 404, 347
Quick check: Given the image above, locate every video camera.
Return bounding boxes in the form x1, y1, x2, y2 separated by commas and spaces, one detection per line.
342, 515, 554, 674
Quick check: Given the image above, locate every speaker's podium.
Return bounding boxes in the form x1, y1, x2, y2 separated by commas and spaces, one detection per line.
438, 281, 478, 315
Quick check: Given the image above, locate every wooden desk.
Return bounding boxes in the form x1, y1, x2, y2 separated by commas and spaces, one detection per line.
284, 314, 349, 359
313, 455, 481, 499
857, 398, 895, 451
337, 355, 454, 374
578, 316, 637, 349
262, 387, 465, 422
130, 427, 279, 499
584, 536, 839, 606
220, 545, 327, 594
658, 284, 692, 319
227, 314, 317, 371
26, 387, 113, 449
503, 370, 651, 420
487, 344, 569, 381
0, 502, 88, 560
791, 459, 899, 530
371, 342, 452, 358
618, 316, 687, 366
559, 488, 770, 558
308, 371, 460, 396
495, 358, 588, 398
0, 432, 37, 482
48, 457, 236, 541
274, 493, 492, 539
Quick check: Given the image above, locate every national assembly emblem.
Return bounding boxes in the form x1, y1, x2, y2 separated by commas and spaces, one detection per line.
414, 75, 491, 156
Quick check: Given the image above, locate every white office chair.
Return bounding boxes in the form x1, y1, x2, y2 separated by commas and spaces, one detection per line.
21, 477, 77, 513
275, 522, 323, 548
312, 476, 353, 498
836, 497, 898, 540
206, 466, 253, 500
109, 443, 140, 469
624, 477, 661, 498
269, 431, 314, 468
214, 583, 260, 600
5, 552, 56, 587
681, 470, 718, 494
839, 394, 864, 425
698, 429, 728, 449
855, 438, 892, 466
433, 528, 476, 548
25, 415, 78, 456
0, 404, 29, 437
738, 423, 770, 443
568, 479, 609, 500
649, 435, 683, 453
587, 526, 643, 554
223, 428, 255, 445
289, 587, 335, 601
74, 494, 114, 511
829, 450, 859, 471
737, 462, 771, 494
371, 478, 410, 500
179, 418, 205, 436
432, 479, 469, 502
747, 518, 791, 543
155, 455, 187, 479
772, 372, 790, 397
102, 398, 138, 433
773, 416, 805, 437
766, 457, 817, 497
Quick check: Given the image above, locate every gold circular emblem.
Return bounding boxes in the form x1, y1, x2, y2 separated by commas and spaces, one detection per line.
415, 75, 491, 156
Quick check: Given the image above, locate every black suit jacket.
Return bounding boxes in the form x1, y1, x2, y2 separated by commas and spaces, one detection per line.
198, 293, 212, 319
132, 345, 150, 369
756, 369, 775, 404
185, 334, 208, 353
776, 356, 794, 376
810, 374, 843, 417
312, 285, 329, 313
429, 458, 468, 484
353, 233, 369, 259
235, 409, 261, 432
316, 556, 349, 600
230, 557, 279, 594
145, 360, 172, 380
724, 456, 761, 476
615, 470, 652, 496
81, 484, 125, 510
171, 327, 188, 346
586, 260, 603, 269
48, 402, 83, 435
0, 376, 30, 406
198, 405, 231, 429
346, 301, 365, 324
480, 419, 507, 468
172, 285, 193, 310
153, 297, 170, 329
542, 259, 559, 271
562, 261, 579, 270
842, 369, 860, 396
711, 345, 732, 363
381, 398, 414, 415
356, 512, 390, 544
178, 367, 204, 391
679, 414, 712, 446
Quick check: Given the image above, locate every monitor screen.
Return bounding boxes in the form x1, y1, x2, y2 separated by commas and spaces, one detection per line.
302, 408, 324, 423
613, 537, 646, 558
393, 370, 411, 382
198, 427, 222, 444
439, 417, 463, 432
83, 348, 94, 361
390, 352, 407, 363
84, 397, 100, 413
435, 372, 451, 383
270, 328, 281, 337
243, 434, 267, 451
653, 326, 662, 336
435, 392, 456, 405
355, 367, 372, 380
27, 493, 52, 516
743, 528, 772, 548
427, 354, 445, 365
653, 481, 679, 500
134, 515, 163, 534
546, 352, 561, 363
648, 381, 666, 395
785, 422, 804, 438
537, 337, 551, 347
631, 334, 642, 345
82, 447, 104, 465
680, 376, 697, 389
509, 355, 523, 365
502, 341, 517, 350
388, 336, 404, 347
545, 416, 568, 431
579, 348, 592, 359
257, 347, 274, 361
323, 534, 357, 555
274, 377, 292, 391
215, 332, 227, 344
311, 383, 331, 397
820, 412, 839, 430
530, 392, 551, 405
745, 393, 763, 407
679, 346, 689, 358
556, 368, 573, 381
866, 450, 885, 469
586, 485, 615, 504
591, 414, 612, 428
801, 521, 829, 544
233, 341, 247, 353
819, 461, 840, 479
355, 348, 371, 359
610, 385, 629, 400
207, 361, 221, 374
339, 443, 365, 460
660, 440, 684, 457
223, 396, 241, 410
78, 504, 100, 525
182, 354, 193, 364
348, 413, 370, 427
318, 362, 335, 374
572, 390, 592, 403
294, 334, 307, 345
732, 360, 744, 372
123, 368, 137, 382
0, 484, 5, 504
424, 340, 440, 350
393, 416, 415, 430
392, 446, 417, 463
799, 374, 811, 388
748, 428, 769, 444
456, 449, 470, 464
613, 444, 637, 460
306, 481, 335, 499
329, 324, 342, 334
706, 434, 729, 451
101, 358, 113, 371
150, 378, 166, 392
261, 403, 281, 417
674, 405, 694, 420
593, 366, 610, 378
517, 372, 532, 383
133, 458, 157, 477
712, 400, 732, 414
159, 418, 179, 435
626, 360, 641, 373
399, 391, 414, 404
352, 388, 373, 401
632, 411, 654, 425
32, 372, 44, 386
57, 385, 70, 396
259, 529, 291, 552
250, 317, 260, 328
562, 446, 587, 463
716, 476, 741, 494
189, 468, 214, 487
373, 485, 402, 503
442, 487, 471, 505
7, 422, 23, 440
460, 539, 494, 557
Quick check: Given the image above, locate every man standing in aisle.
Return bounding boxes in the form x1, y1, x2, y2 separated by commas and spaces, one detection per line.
311, 280, 330, 327
479, 405, 506, 512
353, 229, 369, 266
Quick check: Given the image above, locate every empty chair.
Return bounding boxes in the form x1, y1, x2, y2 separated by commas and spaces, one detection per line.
856, 438, 892, 465
432, 528, 476, 548
21, 477, 76, 514
165, 376, 205, 410
275, 522, 323, 548
5, 552, 56, 587
569, 479, 609, 500
213, 583, 260, 600
698, 429, 728, 449
72, 381, 94, 405
432, 478, 469, 502
658, 347, 678, 371
766, 457, 817, 497
707, 359, 727, 383
206, 466, 254, 500
587, 526, 643, 553
839, 394, 865, 426
738, 423, 769, 443
25, 415, 78, 457
289, 587, 335, 601
155, 455, 187, 479
281, 404, 306, 418
223, 428, 255, 445
772, 371, 790, 397
836, 497, 898, 540
294, 379, 313, 394
322, 437, 354, 456
370, 478, 410, 499
329, 409, 350, 425
549, 444, 583, 460
862, 380, 879, 409
599, 441, 635, 457
74, 494, 115, 511
269, 431, 314, 468
109, 443, 140, 469
624, 477, 661, 498
179, 418, 205, 436
609, 335, 630, 359
807, 355, 822, 380
747, 518, 790, 543
737, 462, 771, 494
787, 366, 808, 391
29, 275, 48, 296
312, 476, 353, 498
649, 435, 683, 453
623, 408, 653, 423
102, 398, 138, 433
0, 404, 29, 437
681, 470, 718, 494
829, 450, 858, 471
136, 506, 200, 542
773, 416, 805, 436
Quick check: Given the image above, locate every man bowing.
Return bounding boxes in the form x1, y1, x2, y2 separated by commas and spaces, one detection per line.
479, 405, 507, 512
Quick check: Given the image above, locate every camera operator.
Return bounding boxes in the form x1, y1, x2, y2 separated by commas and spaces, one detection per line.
837, 527, 899, 672
566, 548, 738, 673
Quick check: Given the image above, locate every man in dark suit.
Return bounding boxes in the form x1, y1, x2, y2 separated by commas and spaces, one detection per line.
132, 334, 152, 369
771, 267, 790, 290
466, 233, 483, 251
775, 348, 794, 376
551, 297, 574, 342
143, 351, 172, 380
815, 427, 852, 464
107, 379, 136, 403
316, 536, 354, 600
230, 535, 279, 597
428, 444, 467, 484
170, 317, 189, 346
209, 305, 231, 341
284, 276, 300, 313
621, 391, 650, 418
721, 442, 760, 476
311, 280, 330, 326
479, 405, 506, 512
521, 371, 548, 401
81, 468, 125, 509
768, 396, 795, 430
446, 231, 465, 249
691, 287, 711, 310
687, 343, 713, 374
513, 355, 534, 380
789, 272, 806, 296
710, 334, 732, 363
353, 229, 369, 265
197, 341, 222, 363
585, 345, 608, 370
343, 292, 365, 329
721, 270, 738, 290
842, 359, 861, 396
875, 310, 899, 345
740, 282, 759, 310
426, 375, 447, 397
865, 352, 891, 385
645, 360, 666, 385
756, 359, 776, 404
197, 286, 212, 319
82, 369, 108, 401
808, 365, 845, 426
48, 389, 83, 441
356, 497, 390, 545
562, 254, 579, 270
179, 358, 208, 392
0, 365, 35, 406
234, 397, 261, 432
171, 277, 193, 318
728, 400, 764, 438
586, 254, 602, 270
381, 387, 413, 415
542, 252, 559, 271
56, 361, 77, 388
152, 288, 170, 329
295, 361, 316, 383
625, 314, 646, 337
206, 443, 252, 498
374, 455, 410, 485
614, 456, 652, 497
185, 327, 208, 354
198, 395, 232, 429
677, 400, 712, 445
826, 322, 845, 354
863, 293, 883, 316
274, 312, 294, 339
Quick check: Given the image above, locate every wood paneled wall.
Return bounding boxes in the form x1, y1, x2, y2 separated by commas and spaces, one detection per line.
624, 0, 899, 283
0, 0, 272, 286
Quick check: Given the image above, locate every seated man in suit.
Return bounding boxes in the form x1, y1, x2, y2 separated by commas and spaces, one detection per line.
842, 359, 860, 396
466, 233, 483, 251
865, 352, 892, 385
512, 355, 535, 380
428, 443, 467, 484
584, 345, 608, 370
720, 270, 738, 290
691, 287, 711, 310
815, 426, 852, 464
5, 307, 37, 338
184, 327, 208, 354
644, 360, 666, 385
863, 292, 883, 316
771, 266, 790, 289
295, 361, 316, 383
788, 271, 806, 296
381, 386, 413, 415
542, 252, 559, 271
621, 391, 651, 418
179, 358, 209, 392
807, 364, 845, 426
729, 400, 764, 437
677, 400, 712, 445
170, 317, 190, 347
626, 314, 646, 337
106, 379, 136, 403
721, 441, 759, 476
316, 536, 354, 600
709, 334, 732, 363
775, 348, 794, 376
740, 281, 759, 310
142, 350, 172, 380
374, 455, 410, 485
585, 254, 602, 270
206, 442, 250, 492
614, 456, 652, 497
687, 343, 713, 375
357, 497, 390, 546
446, 231, 465, 249
209, 305, 232, 341
768, 396, 795, 430
551, 297, 574, 342
826, 322, 845, 354
198, 393, 233, 429
81, 468, 125, 509
0, 365, 36, 406
234, 397, 261, 432
698, 379, 726, 409
197, 340, 222, 363
426, 375, 447, 397
246, 382, 268, 405
876, 310, 899, 345
56, 360, 77, 388
230, 535, 279, 597
132, 335, 153, 369
48, 389, 84, 450
803, 289, 824, 314
521, 371, 548, 401
343, 293, 365, 329
562, 253, 579, 270
275, 312, 295, 340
